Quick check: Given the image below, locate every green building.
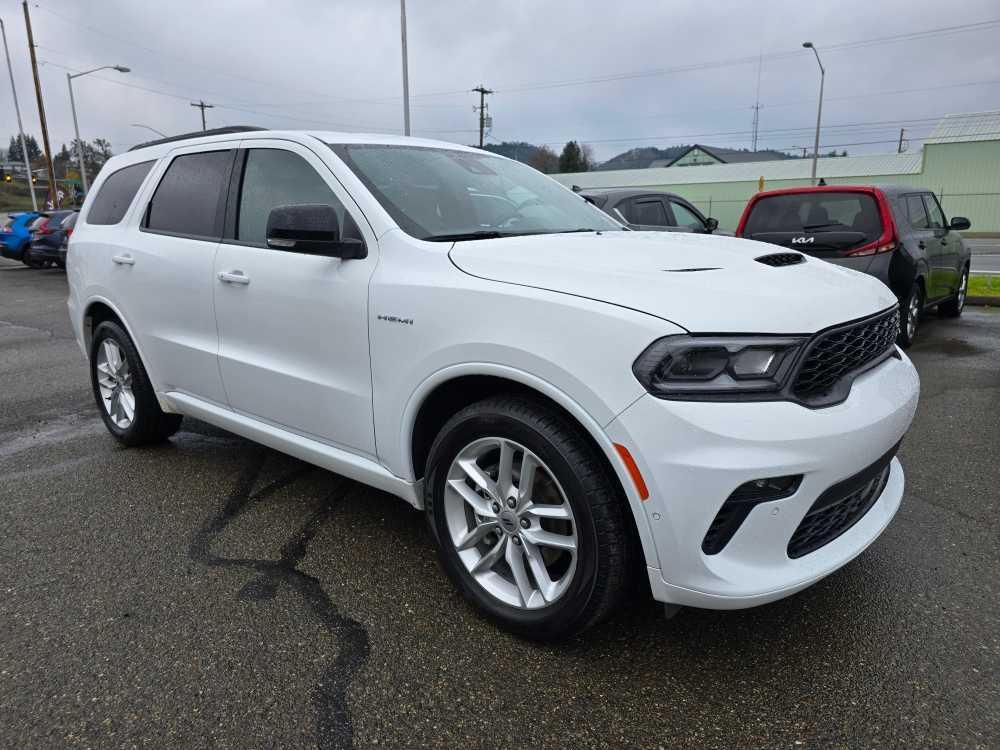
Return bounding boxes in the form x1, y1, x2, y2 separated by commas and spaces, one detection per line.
554, 111, 1000, 234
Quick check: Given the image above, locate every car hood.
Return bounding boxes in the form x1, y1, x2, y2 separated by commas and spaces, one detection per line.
449, 231, 897, 333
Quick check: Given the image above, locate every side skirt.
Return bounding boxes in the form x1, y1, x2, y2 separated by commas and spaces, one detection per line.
163, 391, 421, 508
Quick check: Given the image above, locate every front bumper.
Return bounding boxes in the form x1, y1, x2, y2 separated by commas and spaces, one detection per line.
606, 350, 919, 609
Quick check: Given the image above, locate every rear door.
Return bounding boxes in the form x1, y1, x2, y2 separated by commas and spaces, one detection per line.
114, 144, 236, 404
903, 193, 940, 298
213, 140, 379, 457
923, 193, 958, 298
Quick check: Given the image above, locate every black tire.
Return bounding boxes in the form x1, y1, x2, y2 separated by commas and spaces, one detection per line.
90, 320, 182, 446
897, 280, 923, 349
424, 394, 635, 640
938, 265, 969, 318
22, 247, 42, 268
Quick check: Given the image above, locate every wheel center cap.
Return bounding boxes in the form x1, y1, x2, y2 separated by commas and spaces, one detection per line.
498, 510, 518, 534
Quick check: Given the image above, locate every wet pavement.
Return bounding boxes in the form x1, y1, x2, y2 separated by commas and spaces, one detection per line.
1, 259, 998, 748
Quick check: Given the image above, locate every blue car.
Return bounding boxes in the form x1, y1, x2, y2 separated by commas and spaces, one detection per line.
0, 211, 41, 261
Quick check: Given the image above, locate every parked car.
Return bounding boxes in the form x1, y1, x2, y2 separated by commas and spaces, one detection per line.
23, 210, 76, 268
736, 185, 971, 347
68, 128, 919, 639
0, 210, 41, 261
579, 188, 722, 234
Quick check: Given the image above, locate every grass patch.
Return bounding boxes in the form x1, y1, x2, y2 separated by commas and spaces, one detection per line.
969, 274, 1000, 298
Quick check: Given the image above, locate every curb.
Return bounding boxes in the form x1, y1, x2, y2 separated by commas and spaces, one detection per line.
967, 296, 997, 306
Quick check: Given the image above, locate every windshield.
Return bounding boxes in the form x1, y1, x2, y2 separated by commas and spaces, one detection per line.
329, 143, 622, 240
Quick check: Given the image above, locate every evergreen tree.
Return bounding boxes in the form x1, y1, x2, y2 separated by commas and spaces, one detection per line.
558, 141, 587, 173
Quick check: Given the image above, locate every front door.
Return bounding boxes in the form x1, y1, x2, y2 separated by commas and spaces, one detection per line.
213, 140, 378, 456
904, 193, 943, 300
923, 193, 959, 298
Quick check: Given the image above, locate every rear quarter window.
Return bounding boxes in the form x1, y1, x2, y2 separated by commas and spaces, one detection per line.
86, 161, 155, 225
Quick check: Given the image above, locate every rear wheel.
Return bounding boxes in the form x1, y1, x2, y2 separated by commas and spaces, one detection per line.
424, 395, 634, 640
897, 280, 923, 348
90, 321, 182, 446
938, 266, 968, 318
22, 247, 43, 268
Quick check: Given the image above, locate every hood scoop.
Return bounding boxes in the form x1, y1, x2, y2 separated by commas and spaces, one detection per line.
756, 252, 805, 267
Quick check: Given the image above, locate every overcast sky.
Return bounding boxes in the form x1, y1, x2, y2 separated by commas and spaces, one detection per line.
1, 0, 999, 163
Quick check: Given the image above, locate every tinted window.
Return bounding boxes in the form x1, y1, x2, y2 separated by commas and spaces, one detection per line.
61, 213, 78, 230
628, 199, 670, 226
670, 201, 705, 230
905, 195, 929, 229
237, 149, 348, 246
744, 192, 882, 239
86, 161, 154, 225
924, 194, 946, 229
145, 150, 233, 238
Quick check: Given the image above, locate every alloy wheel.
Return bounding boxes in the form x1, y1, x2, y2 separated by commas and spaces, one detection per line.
957, 270, 968, 310
907, 290, 921, 340
443, 437, 578, 609
95, 339, 135, 429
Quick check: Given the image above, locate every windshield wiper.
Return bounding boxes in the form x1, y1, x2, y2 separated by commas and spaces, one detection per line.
802, 222, 846, 230
424, 231, 517, 242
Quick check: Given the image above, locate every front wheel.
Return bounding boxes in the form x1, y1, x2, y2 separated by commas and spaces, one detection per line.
22, 247, 43, 268
938, 266, 969, 318
90, 321, 182, 446
424, 395, 635, 640
897, 281, 923, 348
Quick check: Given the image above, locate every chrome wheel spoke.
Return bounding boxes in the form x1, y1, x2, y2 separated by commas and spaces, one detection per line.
496, 440, 515, 498
521, 538, 557, 603
471, 536, 506, 575
516, 452, 538, 505
456, 521, 498, 551
458, 457, 499, 499
522, 528, 576, 552
505, 540, 534, 607
447, 478, 495, 517
525, 502, 571, 520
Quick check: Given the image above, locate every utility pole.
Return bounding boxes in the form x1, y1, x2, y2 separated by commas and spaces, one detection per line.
1, 16, 37, 210
190, 100, 213, 131
22, 1, 57, 208
472, 85, 492, 148
897, 128, 906, 153
802, 41, 825, 186
400, 0, 410, 136
751, 51, 762, 152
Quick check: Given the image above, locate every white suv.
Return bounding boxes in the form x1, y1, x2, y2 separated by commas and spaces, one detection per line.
68, 128, 920, 639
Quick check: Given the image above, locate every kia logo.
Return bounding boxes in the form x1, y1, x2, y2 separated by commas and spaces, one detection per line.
791, 236, 814, 245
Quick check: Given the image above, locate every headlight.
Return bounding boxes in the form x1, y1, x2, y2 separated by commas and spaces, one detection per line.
633, 335, 805, 399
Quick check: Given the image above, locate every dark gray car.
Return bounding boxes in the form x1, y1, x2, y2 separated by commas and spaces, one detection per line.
737, 185, 972, 347
578, 188, 722, 234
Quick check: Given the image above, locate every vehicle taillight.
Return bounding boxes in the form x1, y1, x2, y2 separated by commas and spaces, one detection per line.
36, 219, 52, 235
845, 239, 897, 257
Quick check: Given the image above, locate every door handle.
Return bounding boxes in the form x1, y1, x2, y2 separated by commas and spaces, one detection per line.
111, 254, 135, 266
218, 270, 250, 285
918, 241, 926, 250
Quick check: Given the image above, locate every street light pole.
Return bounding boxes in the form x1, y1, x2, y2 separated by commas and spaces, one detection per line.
803, 42, 825, 186
400, 0, 410, 136
130, 123, 167, 138
67, 65, 130, 194
0, 17, 36, 210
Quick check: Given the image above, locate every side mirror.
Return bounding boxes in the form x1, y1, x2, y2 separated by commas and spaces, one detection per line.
705, 217, 719, 233
265, 204, 367, 259
948, 216, 971, 231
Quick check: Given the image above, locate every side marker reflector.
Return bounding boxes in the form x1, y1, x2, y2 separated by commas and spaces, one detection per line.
614, 443, 649, 501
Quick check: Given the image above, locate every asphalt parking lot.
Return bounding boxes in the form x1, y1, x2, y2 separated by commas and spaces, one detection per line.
1, 259, 997, 749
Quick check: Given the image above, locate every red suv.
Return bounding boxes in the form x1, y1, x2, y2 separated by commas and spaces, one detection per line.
736, 185, 971, 347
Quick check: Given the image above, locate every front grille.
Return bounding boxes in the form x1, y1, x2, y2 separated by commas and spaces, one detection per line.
791, 308, 899, 405
755, 252, 805, 267
787, 443, 899, 559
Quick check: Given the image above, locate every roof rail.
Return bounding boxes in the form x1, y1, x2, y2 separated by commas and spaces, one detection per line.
128, 126, 266, 152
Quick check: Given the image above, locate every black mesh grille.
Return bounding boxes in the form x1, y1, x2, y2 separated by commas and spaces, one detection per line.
792, 308, 899, 404
755, 253, 805, 267
787, 443, 899, 559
